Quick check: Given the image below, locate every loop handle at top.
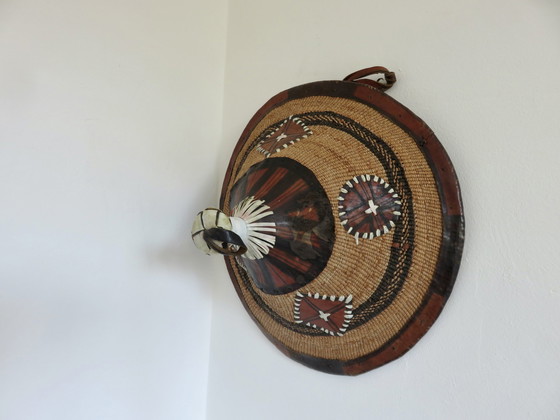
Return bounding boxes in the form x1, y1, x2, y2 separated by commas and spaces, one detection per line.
343, 66, 396, 91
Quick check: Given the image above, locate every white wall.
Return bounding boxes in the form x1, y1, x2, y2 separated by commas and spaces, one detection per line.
0, 1, 227, 419
207, 0, 560, 419
2, 1, 559, 419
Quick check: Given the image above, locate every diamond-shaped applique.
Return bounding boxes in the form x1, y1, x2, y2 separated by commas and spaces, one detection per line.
294, 292, 353, 336
257, 116, 312, 157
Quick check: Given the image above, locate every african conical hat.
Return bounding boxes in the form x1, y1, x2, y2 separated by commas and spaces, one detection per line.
203, 67, 464, 375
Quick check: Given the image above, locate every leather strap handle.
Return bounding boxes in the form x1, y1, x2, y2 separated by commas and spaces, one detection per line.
343, 66, 396, 91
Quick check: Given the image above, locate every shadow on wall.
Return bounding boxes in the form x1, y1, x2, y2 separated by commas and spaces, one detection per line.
144, 176, 226, 294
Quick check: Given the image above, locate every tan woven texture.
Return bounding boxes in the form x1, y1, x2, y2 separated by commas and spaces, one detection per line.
223, 95, 443, 361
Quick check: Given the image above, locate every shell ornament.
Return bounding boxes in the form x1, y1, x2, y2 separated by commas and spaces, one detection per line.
191, 66, 464, 375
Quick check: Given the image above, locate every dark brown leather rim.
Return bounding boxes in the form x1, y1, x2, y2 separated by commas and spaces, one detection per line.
220, 79, 465, 375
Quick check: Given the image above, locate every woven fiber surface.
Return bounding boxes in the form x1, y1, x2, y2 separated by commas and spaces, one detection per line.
222, 92, 443, 363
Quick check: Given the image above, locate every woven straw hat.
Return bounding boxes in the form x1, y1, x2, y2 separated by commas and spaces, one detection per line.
192, 67, 464, 375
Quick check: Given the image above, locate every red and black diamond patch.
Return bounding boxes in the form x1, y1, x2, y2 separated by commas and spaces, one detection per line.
294, 292, 353, 336
256, 116, 312, 157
